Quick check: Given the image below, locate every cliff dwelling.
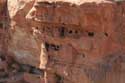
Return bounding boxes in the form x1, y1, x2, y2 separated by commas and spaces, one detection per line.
0, 0, 125, 83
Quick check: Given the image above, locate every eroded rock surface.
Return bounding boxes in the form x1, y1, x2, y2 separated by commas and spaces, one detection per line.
0, 0, 125, 83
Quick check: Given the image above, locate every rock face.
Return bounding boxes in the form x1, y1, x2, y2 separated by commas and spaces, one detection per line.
0, 0, 125, 83
0, 0, 8, 53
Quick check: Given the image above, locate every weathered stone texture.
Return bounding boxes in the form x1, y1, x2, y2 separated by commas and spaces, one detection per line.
0, 0, 125, 83
0, 0, 7, 53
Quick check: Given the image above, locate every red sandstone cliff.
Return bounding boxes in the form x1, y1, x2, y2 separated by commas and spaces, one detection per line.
0, 0, 125, 83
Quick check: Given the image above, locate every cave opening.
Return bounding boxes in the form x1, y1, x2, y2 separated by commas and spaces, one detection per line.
88, 32, 94, 37
59, 26, 65, 38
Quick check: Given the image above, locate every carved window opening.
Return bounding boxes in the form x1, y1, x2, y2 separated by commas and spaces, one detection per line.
54, 45, 60, 51
69, 30, 73, 34
45, 42, 50, 51
41, 24, 83, 39
66, 28, 82, 38
59, 26, 65, 38
51, 44, 60, 51
88, 32, 94, 37
45, 42, 61, 52
104, 32, 108, 37
51, 44, 56, 50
